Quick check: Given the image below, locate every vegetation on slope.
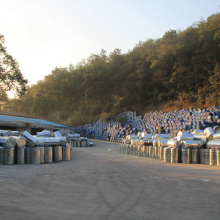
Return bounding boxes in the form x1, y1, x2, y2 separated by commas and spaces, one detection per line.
4, 13, 220, 126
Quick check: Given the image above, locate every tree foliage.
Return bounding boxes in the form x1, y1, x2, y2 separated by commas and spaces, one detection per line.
6, 13, 220, 125
0, 34, 28, 99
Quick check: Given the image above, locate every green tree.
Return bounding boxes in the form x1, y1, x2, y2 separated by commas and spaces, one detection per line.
0, 34, 27, 96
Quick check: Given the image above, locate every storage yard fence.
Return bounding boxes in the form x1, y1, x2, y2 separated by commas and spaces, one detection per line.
0, 130, 83, 165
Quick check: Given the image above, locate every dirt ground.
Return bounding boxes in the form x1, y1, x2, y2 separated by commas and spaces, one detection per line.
0, 140, 219, 220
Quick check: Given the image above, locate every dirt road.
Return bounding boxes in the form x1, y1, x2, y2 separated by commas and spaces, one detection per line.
0, 140, 220, 220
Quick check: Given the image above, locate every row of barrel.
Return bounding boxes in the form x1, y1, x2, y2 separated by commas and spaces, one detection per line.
70, 139, 90, 147
0, 144, 71, 165
119, 144, 220, 166
0, 130, 71, 165
67, 134, 91, 147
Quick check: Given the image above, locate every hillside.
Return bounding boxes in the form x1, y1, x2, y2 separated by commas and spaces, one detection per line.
4, 13, 220, 127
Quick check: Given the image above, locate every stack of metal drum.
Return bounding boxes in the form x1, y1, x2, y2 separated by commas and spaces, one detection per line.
67, 134, 90, 147
119, 126, 220, 166
73, 106, 220, 143
0, 130, 71, 165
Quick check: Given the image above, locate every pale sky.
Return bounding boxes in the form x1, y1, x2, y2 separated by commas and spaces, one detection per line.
1, 0, 219, 87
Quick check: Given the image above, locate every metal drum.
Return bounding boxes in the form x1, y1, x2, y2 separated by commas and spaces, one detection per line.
119, 144, 122, 153
44, 146, 53, 163
209, 149, 216, 166
130, 144, 133, 155
171, 148, 179, 163
85, 140, 89, 147
0, 146, 4, 164
164, 147, 171, 163
39, 147, 45, 164
149, 146, 153, 158
17, 146, 25, 164
205, 149, 210, 165
126, 144, 130, 154
138, 145, 142, 156
145, 145, 149, 157
191, 149, 199, 164
81, 140, 84, 147
25, 146, 31, 164
79, 140, 82, 147
132, 144, 136, 155
62, 144, 70, 161
72, 140, 76, 147
181, 149, 191, 164
142, 145, 147, 157
159, 147, 163, 160
4, 147, 15, 165
120, 144, 124, 153
53, 146, 62, 162
154, 146, 159, 159
75, 140, 79, 147
31, 147, 40, 164
200, 149, 205, 164
124, 144, 128, 154
217, 149, 220, 166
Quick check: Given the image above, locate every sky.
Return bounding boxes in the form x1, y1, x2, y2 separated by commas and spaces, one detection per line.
1, 0, 219, 89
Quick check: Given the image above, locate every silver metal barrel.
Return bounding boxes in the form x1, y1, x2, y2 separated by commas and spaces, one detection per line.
79, 140, 82, 147
44, 146, 53, 163
164, 147, 171, 163
212, 133, 220, 140
10, 131, 19, 136
53, 146, 62, 162
149, 146, 153, 158
37, 130, 52, 137
209, 149, 216, 166
25, 146, 31, 164
31, 147, 40, 164
126, 144, 130, 154
85, 140, 89, 147
205, 149, 210, 165
154, 146, 159, 158
217, 149, 220, 166
39, 147, 45, 164
17, 137, 26, 147
21, 131, 38, 146
62, 144, 71, 161
167, 139, 180, 149
130, 144, 133, 155
204, 127, 214, 139
181, 140, 200, 149
191, 149, 199, 164
159, 147, 163, 160
206, 140, 220, 149
132, 144, 136, 155
17, 146, 25, 164
138, 145, 142, 156
200, 149, 205, 164
124, 144, 128, 154
171, 148, 179, 163
181, 149, 191, 164
0, 146, 4, 164
4, 147, 15, 165
142, 145, 147, 157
